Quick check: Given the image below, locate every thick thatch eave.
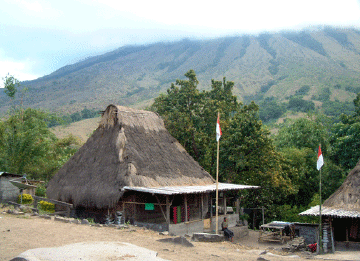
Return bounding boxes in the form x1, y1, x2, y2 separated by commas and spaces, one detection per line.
322, 159, 360, 212
47, 105, 215, 209
300, 159, 360, 218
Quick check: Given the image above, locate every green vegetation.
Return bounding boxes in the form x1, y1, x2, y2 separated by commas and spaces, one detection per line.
38, 200, 55, 213
153, 70, 359, 225
287, 97, 315, 112
0, 77, 80, 181
259, 98, 286, 123
17, 194, 33, 204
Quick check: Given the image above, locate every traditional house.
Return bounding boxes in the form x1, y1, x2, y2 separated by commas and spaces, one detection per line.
47, 105, 258, 235
300, 159, 360, 249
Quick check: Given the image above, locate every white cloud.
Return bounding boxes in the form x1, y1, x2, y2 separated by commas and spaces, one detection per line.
94, 0, 360, 32
0, 59, 39, 88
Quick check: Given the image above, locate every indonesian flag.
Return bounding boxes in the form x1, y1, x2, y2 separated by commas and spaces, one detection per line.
216, 115, 222, 142
317, 145, 324, 170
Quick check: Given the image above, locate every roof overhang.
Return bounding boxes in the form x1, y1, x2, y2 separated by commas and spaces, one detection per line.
299, 205, 360, 218
122, 183, 259, 195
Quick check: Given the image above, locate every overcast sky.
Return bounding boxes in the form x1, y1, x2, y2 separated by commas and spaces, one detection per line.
1, 0, 360, 87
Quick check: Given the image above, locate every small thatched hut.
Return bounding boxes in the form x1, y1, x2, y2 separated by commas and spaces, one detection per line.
47, 105, 257, 235
300, 159, 360, 246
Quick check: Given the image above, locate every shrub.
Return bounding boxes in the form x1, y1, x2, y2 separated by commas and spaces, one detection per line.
38, 200, 55, 213
17, 194, 33, 204
35, 185, 46, 197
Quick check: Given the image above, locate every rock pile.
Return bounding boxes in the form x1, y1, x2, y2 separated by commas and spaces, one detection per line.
281, 237, 307, 252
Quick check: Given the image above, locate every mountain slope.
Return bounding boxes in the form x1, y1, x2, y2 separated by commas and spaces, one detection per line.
1, 27, 360, 114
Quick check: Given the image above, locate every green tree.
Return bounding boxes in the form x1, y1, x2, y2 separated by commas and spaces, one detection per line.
330, 93, 360, 170
0, 108, 80, 180
222, 102, 295, 209
152, 69, 203, 161
151, 70, 238, 174
259, 98, 286, 122
274, 117, 329, 153
152, 70, 299, 223
3, 74, 19, 99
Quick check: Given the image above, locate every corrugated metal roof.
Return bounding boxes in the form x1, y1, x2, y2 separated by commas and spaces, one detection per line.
122, 183, 259, 195
299, 205, 360, 218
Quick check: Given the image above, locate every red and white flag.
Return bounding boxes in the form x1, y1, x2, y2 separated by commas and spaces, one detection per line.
317, 145, 324, 170
216, 115, 222, 142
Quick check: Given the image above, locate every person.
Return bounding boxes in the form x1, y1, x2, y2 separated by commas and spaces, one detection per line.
221, 217, 234, 242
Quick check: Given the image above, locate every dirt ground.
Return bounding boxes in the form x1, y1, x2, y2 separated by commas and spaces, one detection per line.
0, 211, 358, 261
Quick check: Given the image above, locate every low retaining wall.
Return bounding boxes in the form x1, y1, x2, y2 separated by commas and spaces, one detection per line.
169, 220, 204, 236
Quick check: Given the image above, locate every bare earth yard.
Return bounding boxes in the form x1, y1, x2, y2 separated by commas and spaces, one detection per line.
1, 212, 358, 261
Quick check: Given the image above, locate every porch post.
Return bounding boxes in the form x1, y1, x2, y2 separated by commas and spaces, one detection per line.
210, 195, 213, 219
122, 201, 126, 222
201, 193, 204, 219
184, 194, 188, 222
166, 196, 170, 225
224, 193, 227, 215
235, 197, 240, 214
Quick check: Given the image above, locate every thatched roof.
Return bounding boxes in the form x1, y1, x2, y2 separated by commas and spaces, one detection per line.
47, 105, 215, 208
323, 159, 360, 210
300, 159, 360, 218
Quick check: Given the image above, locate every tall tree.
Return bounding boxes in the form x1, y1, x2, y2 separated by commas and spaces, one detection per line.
0, 76, 80, 180
222, 102, 295, 209
0, 108, 80, 180
3, 74, 19, 99
152, 70, 297, 218
330, 93, 360, 170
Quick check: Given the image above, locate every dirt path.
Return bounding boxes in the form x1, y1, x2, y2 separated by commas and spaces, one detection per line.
1, 211, 352, 261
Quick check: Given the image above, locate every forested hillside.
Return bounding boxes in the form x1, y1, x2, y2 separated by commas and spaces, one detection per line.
1, 27, 360, 118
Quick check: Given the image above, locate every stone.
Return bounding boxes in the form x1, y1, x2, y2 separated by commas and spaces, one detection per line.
39, 215, 51, 219
81, 219, 90, 225
192, 233, 224, 242
157, 236, 194, 247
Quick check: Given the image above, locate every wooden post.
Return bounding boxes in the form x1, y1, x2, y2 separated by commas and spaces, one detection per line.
224, 194, 227, 215
184, 194, 188, 222
330, 218, 335, 253
122, 202, 126, 223
166, 196, 170, 225
235, 198, 240, 215
33, 197, 38, 209
201, 194, 204, 219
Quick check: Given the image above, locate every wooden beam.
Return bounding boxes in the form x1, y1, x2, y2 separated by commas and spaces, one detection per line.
33, 196, 73, 208
155, 195, 167, 223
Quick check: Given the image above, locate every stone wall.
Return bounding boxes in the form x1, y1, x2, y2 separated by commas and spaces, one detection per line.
0, 176, 20, 203
210, 213, 239, 232
294, 222, 319, 245
169, 220, 205, 236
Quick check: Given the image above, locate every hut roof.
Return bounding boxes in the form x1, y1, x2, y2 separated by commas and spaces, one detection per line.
300, 159, 360, 218
47, 105, 216, 208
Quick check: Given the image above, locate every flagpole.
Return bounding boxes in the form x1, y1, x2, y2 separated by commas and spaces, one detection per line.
215, 112, 220, 234
319, 167, 322, 253
317, 144, 323, 254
